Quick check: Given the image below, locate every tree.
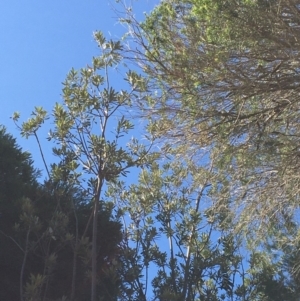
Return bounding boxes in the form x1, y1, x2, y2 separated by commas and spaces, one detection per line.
0, 125, 39, 301
105, 0, 300, 299
107, 144, 300, 300
0, 125, 38, 231
121, 0, 300, 248
107, 157, 242, 301
14, 31, 150, 301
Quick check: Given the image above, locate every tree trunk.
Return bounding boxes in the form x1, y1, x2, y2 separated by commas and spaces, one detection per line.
91, 177, 102, 301
70, 199, 79, 301
20, 226, 31, 301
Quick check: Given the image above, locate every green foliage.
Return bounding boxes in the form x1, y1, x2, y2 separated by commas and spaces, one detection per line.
127, 0, 300, 241
5, 1, 300, 299
0, 125, 38, 205
24, 274, 45, 301
118, 0, 300, 299
106, 154, 243, 300
0, 135, 124, 301
12, 31, 151, 301
0, 126, 39, 300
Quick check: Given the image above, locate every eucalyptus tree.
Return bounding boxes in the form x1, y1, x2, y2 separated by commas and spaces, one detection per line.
13, 31, 150, 301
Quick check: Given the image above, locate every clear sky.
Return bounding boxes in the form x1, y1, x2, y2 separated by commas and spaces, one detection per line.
0, 0, 157, 174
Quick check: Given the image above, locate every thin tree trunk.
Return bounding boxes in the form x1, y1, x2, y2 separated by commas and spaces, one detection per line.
182, 181, 211, 300
20, 226, 31, 301
70, 198, 79, 301
91, 198, 99, 301
91, 177, 102, 301
70, 245, 78, 301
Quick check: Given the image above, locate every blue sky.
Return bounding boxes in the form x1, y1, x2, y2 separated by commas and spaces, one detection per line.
0, 0, 157, 174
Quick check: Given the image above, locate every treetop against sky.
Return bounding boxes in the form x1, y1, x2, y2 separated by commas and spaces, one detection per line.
2, 1, 300, 300
0, 0, 157, 175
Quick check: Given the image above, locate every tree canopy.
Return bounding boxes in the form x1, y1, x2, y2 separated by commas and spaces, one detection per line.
4, 0, 300, 300
124, 0, 300, 243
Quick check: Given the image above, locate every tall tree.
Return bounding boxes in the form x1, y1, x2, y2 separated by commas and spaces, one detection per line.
0, 125, 39, 301
14, 31, 150, 301
121, 0, 300, 247
109, 1, 300, 299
